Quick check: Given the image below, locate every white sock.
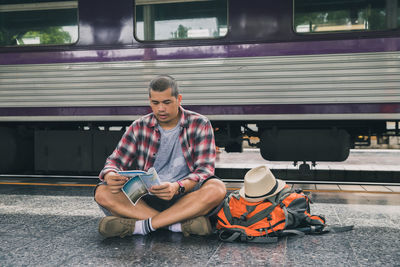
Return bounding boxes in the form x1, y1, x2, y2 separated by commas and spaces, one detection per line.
168, 223, 182, 233
133, 218, 155, 235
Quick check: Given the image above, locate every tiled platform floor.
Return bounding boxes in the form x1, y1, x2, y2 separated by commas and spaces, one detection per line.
1, 184, 399, 266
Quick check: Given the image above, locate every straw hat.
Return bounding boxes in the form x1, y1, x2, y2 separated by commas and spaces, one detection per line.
239, 165, 286, 202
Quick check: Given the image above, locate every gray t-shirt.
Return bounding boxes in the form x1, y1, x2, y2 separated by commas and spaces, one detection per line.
153, 123, 190, 183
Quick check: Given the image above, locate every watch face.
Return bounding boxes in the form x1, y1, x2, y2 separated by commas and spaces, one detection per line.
179, 185, 185, 194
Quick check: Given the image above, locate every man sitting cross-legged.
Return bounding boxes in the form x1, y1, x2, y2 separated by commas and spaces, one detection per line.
94, 75, 226, 237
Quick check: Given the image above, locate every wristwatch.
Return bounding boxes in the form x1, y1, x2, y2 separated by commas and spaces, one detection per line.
177, 180, 185, 195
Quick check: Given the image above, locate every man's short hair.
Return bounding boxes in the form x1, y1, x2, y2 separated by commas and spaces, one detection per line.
148, 75, 179, 98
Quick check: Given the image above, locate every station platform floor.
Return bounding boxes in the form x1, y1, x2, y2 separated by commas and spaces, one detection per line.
1, 181, 399, 266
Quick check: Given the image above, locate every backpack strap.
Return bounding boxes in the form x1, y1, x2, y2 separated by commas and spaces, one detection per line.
281, 204, 289, 228
243, 235, 278, 243
240, 205, 257, 221
220, 191, 278, 227
234, 187, 293, 228
268, 187, 293, 205
280, 229, 306, 237
284, 225, 325, 235
218, 229, 279, 243
222, 195, 233, 224
281, 224, 354, 236
220, 192, 236, 224
267, 187, 293, 228
218, 230, 243, 242
242, 203, 278, 227
321, 225, 354, 233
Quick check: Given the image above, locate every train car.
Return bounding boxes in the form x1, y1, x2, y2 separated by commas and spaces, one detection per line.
0, 0, 399, 174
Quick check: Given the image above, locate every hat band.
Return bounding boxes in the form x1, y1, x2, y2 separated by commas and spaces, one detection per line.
245, 180, 278, 199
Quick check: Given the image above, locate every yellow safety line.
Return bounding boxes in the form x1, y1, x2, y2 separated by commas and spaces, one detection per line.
304, 189, 400, 194
226, 187, 400, 194
0, 183, 398, 194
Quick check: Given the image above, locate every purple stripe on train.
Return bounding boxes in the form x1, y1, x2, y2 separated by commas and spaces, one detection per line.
0, 103, 399, 117
1, 37, 400, 65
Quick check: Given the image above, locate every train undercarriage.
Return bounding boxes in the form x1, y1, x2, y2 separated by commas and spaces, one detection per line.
0, 120, 398, 174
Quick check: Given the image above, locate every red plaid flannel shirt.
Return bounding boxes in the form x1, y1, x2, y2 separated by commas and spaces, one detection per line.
99, 107, 216, 183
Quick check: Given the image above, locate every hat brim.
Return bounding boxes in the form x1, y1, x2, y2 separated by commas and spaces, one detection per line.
239, 179, 286, 202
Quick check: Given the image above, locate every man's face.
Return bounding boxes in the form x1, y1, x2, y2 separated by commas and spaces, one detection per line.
149, 87, 182, 128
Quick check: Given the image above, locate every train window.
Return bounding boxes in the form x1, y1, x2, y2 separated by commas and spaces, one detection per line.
134, 0, 228, 41
0, 0, 78, 46
294, 0, 400, 33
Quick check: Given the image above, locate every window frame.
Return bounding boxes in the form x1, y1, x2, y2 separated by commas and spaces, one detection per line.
0, 0, 80, 47
292, 0, 400, 36
133, 0, 229, 43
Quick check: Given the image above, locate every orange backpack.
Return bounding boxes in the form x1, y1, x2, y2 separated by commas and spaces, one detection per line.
216, 186, 351, 243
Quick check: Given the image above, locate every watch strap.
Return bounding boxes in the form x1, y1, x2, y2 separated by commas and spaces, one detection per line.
177, 180, 185, 194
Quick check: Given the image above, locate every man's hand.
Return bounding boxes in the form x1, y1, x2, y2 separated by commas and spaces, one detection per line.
104, 172, 129, 194
149, 182, 179, 201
